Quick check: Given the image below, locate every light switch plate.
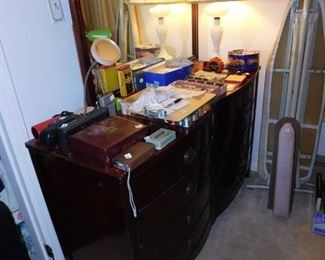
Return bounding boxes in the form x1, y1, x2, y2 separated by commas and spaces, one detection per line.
48, 0, 64, 21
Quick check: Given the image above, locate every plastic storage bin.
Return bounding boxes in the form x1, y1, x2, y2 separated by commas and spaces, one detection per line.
144, 62, 192, 87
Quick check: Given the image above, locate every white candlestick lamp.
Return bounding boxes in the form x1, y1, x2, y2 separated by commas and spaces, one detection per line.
149, 5, 172, 60
205, 4, 229, 57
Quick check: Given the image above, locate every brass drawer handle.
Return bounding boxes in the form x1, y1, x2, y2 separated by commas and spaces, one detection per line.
184, 147, 197, 165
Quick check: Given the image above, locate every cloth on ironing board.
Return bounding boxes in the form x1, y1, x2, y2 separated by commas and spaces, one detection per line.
268, 117, 300, 218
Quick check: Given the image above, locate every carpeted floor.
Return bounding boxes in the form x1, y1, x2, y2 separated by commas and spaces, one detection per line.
196, 173, 325, 260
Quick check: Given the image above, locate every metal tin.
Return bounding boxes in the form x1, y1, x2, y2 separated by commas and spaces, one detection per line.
135, 44, 160, 58
145, 128, 176, 150
228, 49, 259, 72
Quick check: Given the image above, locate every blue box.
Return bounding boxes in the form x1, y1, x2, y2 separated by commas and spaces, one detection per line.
144, 62, 192, 87
312, 212, 325, 236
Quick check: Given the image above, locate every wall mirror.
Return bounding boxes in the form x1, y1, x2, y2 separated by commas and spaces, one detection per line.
69, 0, 198, 104
69, 0, 246, 104
70, 0, 197, 62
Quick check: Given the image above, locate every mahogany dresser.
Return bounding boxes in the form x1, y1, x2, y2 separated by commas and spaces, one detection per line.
210, 72, 259, 221
26, 114, 212, 260
26, 72, 258, 259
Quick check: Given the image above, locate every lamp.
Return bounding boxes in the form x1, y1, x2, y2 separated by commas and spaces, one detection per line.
205, 4, 229, 57
82, 31, 121, 113
90, 38, 121, 66
149, 5, 172, 60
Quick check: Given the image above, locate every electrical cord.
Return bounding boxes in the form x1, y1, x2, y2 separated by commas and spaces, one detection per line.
82, 61, 98, 114
127, 167, 137, 218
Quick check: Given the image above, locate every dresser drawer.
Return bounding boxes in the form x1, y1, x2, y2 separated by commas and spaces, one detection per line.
131, 134, 200, 211
172, 204, 211, 260
135, 175, 209, 252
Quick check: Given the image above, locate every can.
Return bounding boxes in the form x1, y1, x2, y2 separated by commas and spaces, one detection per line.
135, 44, 160, 58
227, 49, 259, 72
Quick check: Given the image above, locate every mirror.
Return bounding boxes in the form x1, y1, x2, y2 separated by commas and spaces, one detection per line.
77, 1, 193, 59
69, 0, 197, 105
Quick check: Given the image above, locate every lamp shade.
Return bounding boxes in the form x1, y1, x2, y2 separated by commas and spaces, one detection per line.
90, 38, 121, 66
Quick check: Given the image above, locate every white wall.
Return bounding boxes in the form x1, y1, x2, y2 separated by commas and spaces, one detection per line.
0, 1, 84, 133
0, 1, 84, 259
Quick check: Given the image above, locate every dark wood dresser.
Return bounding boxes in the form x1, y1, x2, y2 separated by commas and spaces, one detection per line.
25, 72, 258, 259
210, 73, 258, 221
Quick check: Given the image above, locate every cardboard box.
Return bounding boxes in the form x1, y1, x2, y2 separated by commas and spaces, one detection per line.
117, 64, 134, 97
313, 173, 325, 236
144, 62, 192, 87
312, 211, 325, 236
99, 66, 119, 93
117, 58, 165, 95
224, 74, 247, 84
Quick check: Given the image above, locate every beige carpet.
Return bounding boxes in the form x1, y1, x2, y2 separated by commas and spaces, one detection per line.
196, 173, 325, 260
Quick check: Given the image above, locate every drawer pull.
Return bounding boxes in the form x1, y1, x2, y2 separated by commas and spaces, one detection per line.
186, 211, 198, 225
184, 147, 197, 165
187, 235, 198, 249
187, 239, 194, 250
138, 244, 144, 252
186, 181, 198, 196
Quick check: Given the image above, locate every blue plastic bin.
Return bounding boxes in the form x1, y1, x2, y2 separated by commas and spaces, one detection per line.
144, 62, 192, 87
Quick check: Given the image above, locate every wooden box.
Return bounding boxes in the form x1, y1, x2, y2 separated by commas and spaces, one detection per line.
69, 116, 148, 171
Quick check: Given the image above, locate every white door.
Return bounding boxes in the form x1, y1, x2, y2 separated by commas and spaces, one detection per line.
0, 1, 84, 259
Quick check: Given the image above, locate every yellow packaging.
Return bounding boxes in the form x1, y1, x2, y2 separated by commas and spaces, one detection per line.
99, 66, 119, 94
117, 64, 134, 97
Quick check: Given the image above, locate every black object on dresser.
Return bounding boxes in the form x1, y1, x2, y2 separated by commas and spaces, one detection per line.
25, 72, 258, 259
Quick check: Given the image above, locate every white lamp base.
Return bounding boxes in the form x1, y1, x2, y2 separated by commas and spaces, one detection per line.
210, 17, 223, 57
156, 17, 172, 60
158, 47, 172, 60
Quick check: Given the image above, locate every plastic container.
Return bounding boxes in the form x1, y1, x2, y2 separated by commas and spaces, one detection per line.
144, 62, 193, 87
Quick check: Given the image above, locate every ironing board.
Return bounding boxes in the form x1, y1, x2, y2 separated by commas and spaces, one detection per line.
252, 0, 325, 191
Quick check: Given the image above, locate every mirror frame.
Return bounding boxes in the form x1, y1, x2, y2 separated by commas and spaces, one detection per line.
69, 0, 96, 105
192, 3, 198, 59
